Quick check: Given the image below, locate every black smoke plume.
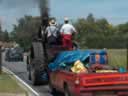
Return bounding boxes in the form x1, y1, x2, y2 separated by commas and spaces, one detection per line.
39, 0, 50, 28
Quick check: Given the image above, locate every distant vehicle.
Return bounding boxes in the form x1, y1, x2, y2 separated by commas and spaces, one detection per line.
5, 47, 24, 62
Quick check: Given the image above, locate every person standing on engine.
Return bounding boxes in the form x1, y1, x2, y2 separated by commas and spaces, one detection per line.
60, 17, 77, 50
45, 19, 59, 46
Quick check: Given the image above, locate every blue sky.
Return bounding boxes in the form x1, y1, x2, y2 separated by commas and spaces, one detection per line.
0, 0, 128, 32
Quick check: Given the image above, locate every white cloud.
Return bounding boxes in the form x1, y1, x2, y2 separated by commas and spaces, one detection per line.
1, 0, 128, 31
0, 0, 40, 31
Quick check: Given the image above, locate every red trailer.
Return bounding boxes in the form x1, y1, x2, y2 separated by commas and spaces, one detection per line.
50, 71, 128, 96
49, 50, 128, 96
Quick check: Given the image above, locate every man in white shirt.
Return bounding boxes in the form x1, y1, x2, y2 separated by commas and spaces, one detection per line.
60, 17, 77, 50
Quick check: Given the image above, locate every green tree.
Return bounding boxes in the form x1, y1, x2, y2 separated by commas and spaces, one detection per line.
74, 13, 127, 49
3, 30, 10, 42
11, 16, 41, 50
11, 14, 128, 49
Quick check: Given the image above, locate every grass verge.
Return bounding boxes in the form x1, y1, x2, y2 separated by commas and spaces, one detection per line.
0, 72, 27, 95
108, 49, 127, 68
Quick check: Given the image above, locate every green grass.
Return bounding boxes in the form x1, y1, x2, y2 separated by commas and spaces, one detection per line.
0, 72, 26, 93
108, 49, 127, 68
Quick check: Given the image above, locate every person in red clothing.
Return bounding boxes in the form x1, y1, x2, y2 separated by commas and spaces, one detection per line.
60, 17, 77, 50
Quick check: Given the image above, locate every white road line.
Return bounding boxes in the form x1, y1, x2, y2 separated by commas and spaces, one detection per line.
2, 67, 40, 96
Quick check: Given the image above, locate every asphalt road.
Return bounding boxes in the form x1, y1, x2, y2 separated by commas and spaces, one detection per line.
2, 53, 52, 96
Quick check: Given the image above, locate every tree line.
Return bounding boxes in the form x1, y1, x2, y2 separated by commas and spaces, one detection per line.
0, 25, 10, 42
74, 14, 128, 49
2, 14, 128, 50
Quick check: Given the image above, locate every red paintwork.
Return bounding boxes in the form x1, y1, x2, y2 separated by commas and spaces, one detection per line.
50, 70, 128, 96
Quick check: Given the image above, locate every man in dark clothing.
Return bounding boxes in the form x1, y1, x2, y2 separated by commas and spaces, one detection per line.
45, 19, 59, 45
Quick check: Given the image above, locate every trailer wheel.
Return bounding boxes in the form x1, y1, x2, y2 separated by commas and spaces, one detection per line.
64, 85, 71, 96
49, 81, 57, 94
49, 81, 61, 96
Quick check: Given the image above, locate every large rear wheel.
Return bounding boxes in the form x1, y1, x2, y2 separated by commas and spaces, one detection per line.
30, 58, 48, 85
31, 68, 39, 85
29, 41, 48, 85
